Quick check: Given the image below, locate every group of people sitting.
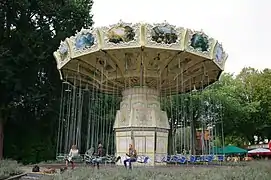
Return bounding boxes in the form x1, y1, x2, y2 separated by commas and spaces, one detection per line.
65, 142, 138, 170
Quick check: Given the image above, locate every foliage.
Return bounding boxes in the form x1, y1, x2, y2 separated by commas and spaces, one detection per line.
225, 135, 246, 147
41, 162, 271, 180
0, 160, 23, 179
1, 0, 94, 162
164, 68, 271, 152
205, 68, 271, 144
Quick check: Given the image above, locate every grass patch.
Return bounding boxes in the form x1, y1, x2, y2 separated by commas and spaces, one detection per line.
0, 160, 23, 179
41, 161, 271, 180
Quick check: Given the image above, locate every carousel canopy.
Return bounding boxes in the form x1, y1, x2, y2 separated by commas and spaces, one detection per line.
53, 20, 228, 95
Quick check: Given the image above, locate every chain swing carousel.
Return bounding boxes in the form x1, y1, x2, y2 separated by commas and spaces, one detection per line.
53, 20, 227, 166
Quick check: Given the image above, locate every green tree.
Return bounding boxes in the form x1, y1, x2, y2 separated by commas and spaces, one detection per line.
1, 0, 93, 161
166, 71, 269, 153
210, 68, 271, 145
237, 68, 271, 141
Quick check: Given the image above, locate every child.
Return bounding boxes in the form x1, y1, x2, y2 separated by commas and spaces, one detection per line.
65, 145, 79, 169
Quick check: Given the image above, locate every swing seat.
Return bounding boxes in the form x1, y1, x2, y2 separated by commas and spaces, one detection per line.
199, 155, 206, 162
217, 155, 225, 162
189, 155, 197, 163
160, 155, 170, 163
84, 154, 99, 164
72, 155, 84, 163
143, 156, 149, 163
170, 155, 179, 163
179, 156, 187, 164
100, 156, 109, 163
205, 155, 214, 162
85, 154, 114, 165
104, 155, 117, 164
84, 152, 94, 163
136, 155, 149, 163
162, 155, 172, 163
56, 153, 83, 163
164, 155, 176, 163
56, 154, 66, 162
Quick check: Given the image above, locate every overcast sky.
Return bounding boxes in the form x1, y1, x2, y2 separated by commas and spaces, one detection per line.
92, 0, 271, 74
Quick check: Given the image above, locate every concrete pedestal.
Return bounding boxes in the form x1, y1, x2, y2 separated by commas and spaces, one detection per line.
113, 87, 170, 166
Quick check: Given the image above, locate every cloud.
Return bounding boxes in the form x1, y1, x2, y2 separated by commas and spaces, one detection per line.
92, 0, 271, 73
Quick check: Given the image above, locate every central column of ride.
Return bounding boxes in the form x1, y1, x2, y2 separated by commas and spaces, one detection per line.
113, 87, 170, 166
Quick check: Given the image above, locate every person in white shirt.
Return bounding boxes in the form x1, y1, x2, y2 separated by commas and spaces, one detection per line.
65, 145, 79, 169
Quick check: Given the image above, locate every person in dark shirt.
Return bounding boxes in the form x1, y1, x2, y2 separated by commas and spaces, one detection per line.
124, 144, 137, 169
97, 143, 103, 156
92, 142, 103, 169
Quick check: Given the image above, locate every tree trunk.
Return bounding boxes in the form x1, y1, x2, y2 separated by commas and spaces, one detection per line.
0, 115, 4, 159
190, 119, 196, 155
168, 128, 173, 155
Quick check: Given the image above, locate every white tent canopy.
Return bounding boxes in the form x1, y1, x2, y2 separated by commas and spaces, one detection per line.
248, 148, 271, 153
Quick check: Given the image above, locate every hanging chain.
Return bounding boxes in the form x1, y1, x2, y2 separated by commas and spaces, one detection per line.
56, 81, 65, 156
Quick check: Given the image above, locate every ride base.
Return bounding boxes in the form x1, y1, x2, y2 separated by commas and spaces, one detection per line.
113, 87, 170, 166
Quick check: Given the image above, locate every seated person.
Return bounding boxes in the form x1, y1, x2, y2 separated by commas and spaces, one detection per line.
124, 144, 137, 169
92, 142, 104, 169
32, 165, 40, 172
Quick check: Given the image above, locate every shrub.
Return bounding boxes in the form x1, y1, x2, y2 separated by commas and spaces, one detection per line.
41, 161, 271, 180
0, 160, 23, 179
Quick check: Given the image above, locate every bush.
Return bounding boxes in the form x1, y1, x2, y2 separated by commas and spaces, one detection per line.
0, 160, 23, 179
41, 161, 271, 180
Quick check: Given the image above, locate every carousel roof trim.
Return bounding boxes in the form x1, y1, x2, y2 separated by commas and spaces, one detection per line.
53, 20, 227, 71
